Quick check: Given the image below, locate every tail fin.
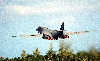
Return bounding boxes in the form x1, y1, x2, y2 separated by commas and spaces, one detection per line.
60, 22, 64, 30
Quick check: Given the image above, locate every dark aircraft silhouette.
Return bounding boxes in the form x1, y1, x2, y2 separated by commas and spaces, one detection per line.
18, 22, 96, 40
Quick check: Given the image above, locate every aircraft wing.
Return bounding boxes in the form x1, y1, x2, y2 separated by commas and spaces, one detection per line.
65, 30, 97, 35
20, 34, 43, 38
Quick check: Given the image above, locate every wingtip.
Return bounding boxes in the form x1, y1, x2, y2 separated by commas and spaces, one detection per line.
30, 35, 35, 36
12, 36, 17, 37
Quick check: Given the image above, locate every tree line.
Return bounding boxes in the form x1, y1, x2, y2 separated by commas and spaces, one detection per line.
0, 41, 100, 61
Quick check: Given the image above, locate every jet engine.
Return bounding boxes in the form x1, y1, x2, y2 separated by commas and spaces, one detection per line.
42, 33, 55, 40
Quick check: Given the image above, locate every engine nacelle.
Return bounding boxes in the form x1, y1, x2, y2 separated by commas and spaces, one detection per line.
64, 35, 69, 38
42, 34, 55, 40
42, 34, 49, 39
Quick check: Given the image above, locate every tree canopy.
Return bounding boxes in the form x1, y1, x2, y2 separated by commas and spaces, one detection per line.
1, 41, 100, 61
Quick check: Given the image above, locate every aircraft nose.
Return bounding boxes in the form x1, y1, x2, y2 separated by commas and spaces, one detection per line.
36, 29, 38, 31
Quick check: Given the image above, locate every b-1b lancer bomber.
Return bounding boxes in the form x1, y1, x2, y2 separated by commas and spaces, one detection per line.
18, 22, 97, 40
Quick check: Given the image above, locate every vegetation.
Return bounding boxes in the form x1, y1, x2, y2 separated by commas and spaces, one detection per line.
0, 41, 100, 61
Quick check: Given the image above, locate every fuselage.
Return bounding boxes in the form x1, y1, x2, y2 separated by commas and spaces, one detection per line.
36, 26, 69, 40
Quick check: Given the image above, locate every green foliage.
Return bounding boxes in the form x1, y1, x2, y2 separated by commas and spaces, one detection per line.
57, 40, 74, 61
32, 48, 43, 61
44, 42, 57, 61
1, 41, 100, 61
21, 50, 27, 58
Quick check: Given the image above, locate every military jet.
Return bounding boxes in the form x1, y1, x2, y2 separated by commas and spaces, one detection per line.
18, 22, 96, 40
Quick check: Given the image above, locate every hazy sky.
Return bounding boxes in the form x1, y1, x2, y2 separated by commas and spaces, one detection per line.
0, 0, 100, 58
